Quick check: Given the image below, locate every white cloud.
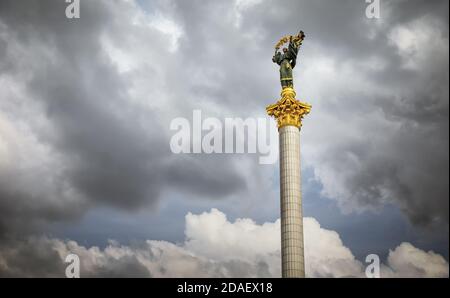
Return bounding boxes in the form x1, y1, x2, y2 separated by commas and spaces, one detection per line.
383, 242, 449, 278
1, 209, 447, 277
184, 208, 281, 277
304, 217, 364, 277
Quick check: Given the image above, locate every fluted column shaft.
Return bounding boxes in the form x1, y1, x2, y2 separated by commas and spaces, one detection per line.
279, 125, 305, 278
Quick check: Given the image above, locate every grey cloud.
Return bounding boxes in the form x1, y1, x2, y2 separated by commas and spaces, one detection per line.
0, 0, 448, 259
0, 0, 247, 236
166, 155, 247, 197
175, 0, 449, 227
0, 209, 447, 277
183, 0, 449, 228
0, 237, 66, 278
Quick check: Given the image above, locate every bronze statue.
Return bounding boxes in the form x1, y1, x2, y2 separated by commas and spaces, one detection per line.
272, 30, 305, 89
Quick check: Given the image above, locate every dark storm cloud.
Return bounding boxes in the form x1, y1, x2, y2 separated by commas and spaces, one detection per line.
0, 237, 66, 277
0, 237, 152, 277
0, 0, 246, 237
298, 0, 449, 226
160, 0, 449, 227
0, 0, 448, 242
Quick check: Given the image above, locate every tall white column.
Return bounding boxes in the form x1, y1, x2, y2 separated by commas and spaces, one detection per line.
279, 125, 305, 278
267, 87, 311, 278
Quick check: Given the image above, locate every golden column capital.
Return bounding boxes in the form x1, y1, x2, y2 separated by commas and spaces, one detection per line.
266, 87, 311, 129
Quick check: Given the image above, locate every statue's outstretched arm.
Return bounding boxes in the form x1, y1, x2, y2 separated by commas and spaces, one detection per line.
272, 52, 281, 65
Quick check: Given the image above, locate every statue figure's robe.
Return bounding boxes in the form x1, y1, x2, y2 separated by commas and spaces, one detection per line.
273, 40, 299, 89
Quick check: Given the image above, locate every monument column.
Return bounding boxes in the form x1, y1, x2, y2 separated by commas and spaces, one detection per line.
267, 87, 311, 278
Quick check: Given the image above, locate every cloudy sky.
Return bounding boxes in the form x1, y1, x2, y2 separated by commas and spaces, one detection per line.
0, 0, 448, 277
